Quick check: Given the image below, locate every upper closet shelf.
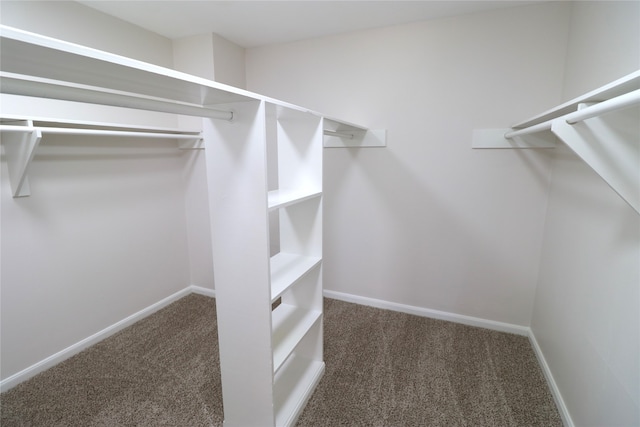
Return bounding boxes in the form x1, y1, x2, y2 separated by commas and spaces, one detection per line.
472, 69, 640, 215
472, 70, 640, 149
0, 25, 384, 146
512, 71, 640, 128
323, 117, 387, 148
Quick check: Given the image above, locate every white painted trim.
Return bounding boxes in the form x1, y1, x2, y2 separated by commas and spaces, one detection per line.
189, 285, 216, 298
323, 290, 529, 336
0, 285, 213, 392
528, 330, 574, 427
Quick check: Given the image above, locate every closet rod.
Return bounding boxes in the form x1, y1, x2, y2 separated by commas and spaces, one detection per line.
0, 125, 202, 140
324, 130, 354, 139
1, 73, 234, 121
565, 88, 640, 124
505, 89, 640, 139
504, 121, 552, 139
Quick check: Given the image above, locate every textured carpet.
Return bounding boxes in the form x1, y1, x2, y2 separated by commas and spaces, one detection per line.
297, 299, 562, 427
0, 294, 562, 426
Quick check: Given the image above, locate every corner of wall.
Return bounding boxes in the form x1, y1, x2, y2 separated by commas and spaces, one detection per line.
529, 2, 640, 426
0, 1, 174, 67
212, 33, 247, 89
172, 34, 216, 79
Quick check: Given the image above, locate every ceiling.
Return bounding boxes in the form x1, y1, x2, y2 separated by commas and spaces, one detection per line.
79, 1, 545, 48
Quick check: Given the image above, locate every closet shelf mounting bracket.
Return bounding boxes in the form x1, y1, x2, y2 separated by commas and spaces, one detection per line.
2, 120, 42, 197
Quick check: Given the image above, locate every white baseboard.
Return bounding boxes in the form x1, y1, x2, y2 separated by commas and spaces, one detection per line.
0, 285, 214, 392
190, 285, 216, 298
323, 289, 530, 336
528, 330, 574, 427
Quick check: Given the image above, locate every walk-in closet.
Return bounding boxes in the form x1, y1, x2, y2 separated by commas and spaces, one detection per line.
1, 2, 638, 426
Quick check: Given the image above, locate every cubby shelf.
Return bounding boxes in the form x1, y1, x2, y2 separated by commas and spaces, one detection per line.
270, 252, 322, 302
274, 355, 325, 427
268, 189, 322, 211
272, 304, 322, 373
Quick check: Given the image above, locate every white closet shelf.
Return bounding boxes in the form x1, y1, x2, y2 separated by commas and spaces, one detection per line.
323, 117, 387, 148
270, 252, 322, 302
0, 26, 253, 108
274, 355, 325, 427
473, 70, 640, 148
512, 70, 640, 128
0, 25, 380, 139
268, 189, 322, 211
271, 304, 322, 374
472, 69, 640, 215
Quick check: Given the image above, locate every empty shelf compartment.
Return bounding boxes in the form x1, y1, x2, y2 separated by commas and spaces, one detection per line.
274, 354, 325, 427
268, 189, 321, 211
270, 252, 321, 302
272, 304, 322, 373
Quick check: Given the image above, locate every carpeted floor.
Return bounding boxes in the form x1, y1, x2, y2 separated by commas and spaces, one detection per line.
0, 294, 562, 426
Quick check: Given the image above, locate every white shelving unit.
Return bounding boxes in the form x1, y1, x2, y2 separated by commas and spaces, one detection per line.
0, 24, 384, 426
205, 100, 324, 426
268, 104, 324, 426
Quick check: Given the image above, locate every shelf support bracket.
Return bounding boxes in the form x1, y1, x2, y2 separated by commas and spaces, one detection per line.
2, 120, 42, 197
550, 103, 640, 214
472, 127, 557, 149
323, 129, 386, 148
178, 137, 204, 150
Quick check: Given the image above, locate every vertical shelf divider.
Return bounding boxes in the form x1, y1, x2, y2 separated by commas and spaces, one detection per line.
206, 101, 325, 427
205, 99, 276, 427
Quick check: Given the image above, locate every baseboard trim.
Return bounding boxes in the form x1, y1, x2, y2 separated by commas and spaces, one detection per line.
190, 285, 216, 298
528, 330, 574, 427
323, 290, 530, 336
0, 285, 213, 392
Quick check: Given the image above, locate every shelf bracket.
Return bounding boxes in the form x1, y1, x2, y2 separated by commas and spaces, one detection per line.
323, 129, 386, 148
550, 103, 640, 214
472, 128, 557, 149
1, 120, 42, 197
177, 137, 204, 150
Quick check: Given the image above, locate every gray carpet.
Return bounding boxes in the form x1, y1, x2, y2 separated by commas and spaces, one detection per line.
0, 294, 562, 426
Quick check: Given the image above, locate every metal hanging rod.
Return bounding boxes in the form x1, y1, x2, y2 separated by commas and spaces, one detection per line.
504, 121, 552, 139
565, 88, 640, 124
0, 73, 234, 121
323, 130, 354, 139
0, 125, 202, 140
505, 88, 640, 140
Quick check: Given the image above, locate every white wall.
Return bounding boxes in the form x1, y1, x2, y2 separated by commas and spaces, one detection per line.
171, 35, 218, 292
212, 33, 246, 89
531, 2, 640, 426
246, 2, 571, 326
0, 1, 173, 67
0, 2, 193, 381
172, 33, 246, 88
